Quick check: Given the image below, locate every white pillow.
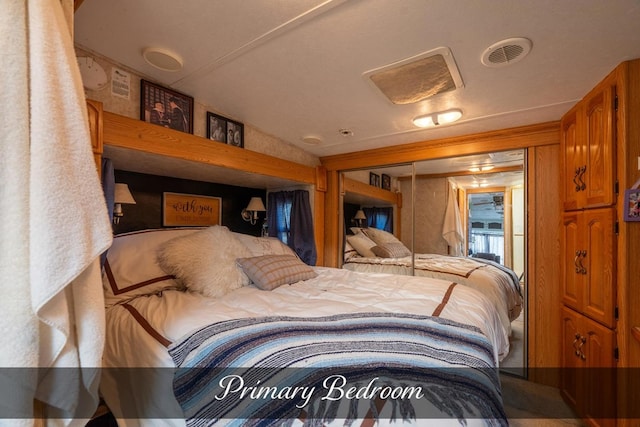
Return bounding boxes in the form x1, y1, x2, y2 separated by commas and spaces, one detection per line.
233, 233, 297, 257
344, 240, 359, 261
157, 226, 252, 298
346, 232, 377, 258
102, 228, 202, 307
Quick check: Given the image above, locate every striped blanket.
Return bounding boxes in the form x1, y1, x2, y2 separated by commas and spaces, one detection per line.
169, 312, 507, 426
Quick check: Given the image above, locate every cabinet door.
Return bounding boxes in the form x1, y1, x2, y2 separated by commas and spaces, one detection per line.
583, 84, 615, 209
86, 99, 103, 175
561, 307, 616, 427
561, 212, 582, 311
582, 208, 616, 328
581, 315, 616, 427
560, 306, 581, 409
561, 104, 583, 211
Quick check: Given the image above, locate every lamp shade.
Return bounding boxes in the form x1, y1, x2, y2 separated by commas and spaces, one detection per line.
114, 183, 136, 204
246, 197, 266, 212
354, 210, 366, 220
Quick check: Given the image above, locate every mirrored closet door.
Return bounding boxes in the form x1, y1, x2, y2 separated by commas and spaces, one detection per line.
339, 149, 527, 377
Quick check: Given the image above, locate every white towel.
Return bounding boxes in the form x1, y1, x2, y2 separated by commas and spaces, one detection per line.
0, 0, 113, 425
442, 182, 464, 256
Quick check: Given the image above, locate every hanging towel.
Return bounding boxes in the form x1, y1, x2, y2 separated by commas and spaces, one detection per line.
442, 182, 464, 256
0, 0, 113, 425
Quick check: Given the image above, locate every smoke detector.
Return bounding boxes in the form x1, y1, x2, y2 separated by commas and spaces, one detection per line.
481, 37, 532, 68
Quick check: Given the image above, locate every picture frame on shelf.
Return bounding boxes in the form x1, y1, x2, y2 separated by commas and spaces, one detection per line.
381, 174, 391, 191
140, 79, 193, 134
623, 188, 640, 222
206, 112, 244, 148
369, 172, 380, 187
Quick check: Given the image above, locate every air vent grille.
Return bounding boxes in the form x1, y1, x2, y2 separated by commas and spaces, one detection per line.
481, 37, 532, 68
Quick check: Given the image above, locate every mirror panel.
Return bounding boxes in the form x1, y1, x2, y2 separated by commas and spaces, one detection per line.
339, 149, 526, 377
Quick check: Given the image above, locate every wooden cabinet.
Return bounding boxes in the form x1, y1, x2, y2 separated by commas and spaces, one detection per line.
561, 306, 616, 427
86, 99, 103, 174
561, 208, 616, 328
561, 73, 616, 211
560, 66, 619, 426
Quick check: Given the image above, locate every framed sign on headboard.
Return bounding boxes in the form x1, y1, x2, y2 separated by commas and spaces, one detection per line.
163, 192, 222, 227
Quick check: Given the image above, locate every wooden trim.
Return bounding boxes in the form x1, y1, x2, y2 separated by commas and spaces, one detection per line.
321, 121, 560, 171
399, 165, 523, 181
343, 177, 401, 205
103, 111, 317, 185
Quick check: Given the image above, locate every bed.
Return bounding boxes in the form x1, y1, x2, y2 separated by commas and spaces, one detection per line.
343, 228, 523, 335
99, 226, 510, 427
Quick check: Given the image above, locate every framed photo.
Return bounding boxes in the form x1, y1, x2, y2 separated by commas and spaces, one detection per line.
206, 112, 244, 148
140, 79, 194, 134
206, 112, 227, 143
381, 174, 391, 191
162, 192, 221, 227
369, 172, 380, 187
624, 188, 640, 222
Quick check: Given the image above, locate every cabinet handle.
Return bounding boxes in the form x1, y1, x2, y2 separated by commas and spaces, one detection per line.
574, 250, 587, 274
578, 251, 587, 274
577, 165, 587, 191
574, 251, 582, 273
573, 167, 582, 192
573, 333, 581, 357
579, 336, 587, 360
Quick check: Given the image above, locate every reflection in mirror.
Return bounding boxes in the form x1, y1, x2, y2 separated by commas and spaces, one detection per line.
341, 164, 413, 266
339, 150, 527, 377
413, 149, 526, 377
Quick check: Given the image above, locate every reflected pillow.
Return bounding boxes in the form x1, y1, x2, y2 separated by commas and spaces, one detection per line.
361, 227, 403, 246
157, 225, 252, 298
371, 242, 411, 258
346, 232, 377, 258
236, 255, 317, 291
344, 240, 359, 261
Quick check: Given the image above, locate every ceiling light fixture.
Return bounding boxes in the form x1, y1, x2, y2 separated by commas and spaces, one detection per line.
412, 109, 462, 128
142, 47, 183, 72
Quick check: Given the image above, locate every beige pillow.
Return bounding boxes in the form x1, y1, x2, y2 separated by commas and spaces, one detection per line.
371, 242, 412, 258
236, 255, 317, 291
362, 227, 403, 246
346, 232, 377, 258
157, 226, 252, 298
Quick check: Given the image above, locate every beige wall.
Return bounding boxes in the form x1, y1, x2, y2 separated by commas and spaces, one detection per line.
400, 177, 449, 254
75, 46, 320, 168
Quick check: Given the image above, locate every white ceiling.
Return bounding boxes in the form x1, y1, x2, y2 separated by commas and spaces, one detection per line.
74, 0, 640, 160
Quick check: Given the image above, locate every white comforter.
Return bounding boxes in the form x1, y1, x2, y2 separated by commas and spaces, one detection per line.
343, 254, 523, 334
101, 267, 509, 427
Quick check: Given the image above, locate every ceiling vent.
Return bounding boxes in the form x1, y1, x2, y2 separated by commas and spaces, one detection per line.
481, 37, 532, 68
364, 47, 464, 105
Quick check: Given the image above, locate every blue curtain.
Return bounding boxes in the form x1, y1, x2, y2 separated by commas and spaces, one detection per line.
363, 207, 393, 232
267, 190, 317, 265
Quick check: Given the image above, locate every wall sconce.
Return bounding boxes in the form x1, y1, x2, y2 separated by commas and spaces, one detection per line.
353, 209, 367, 227
412, 108, 462, 128
113, 183, 136, 224
241, 197, 266, 225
